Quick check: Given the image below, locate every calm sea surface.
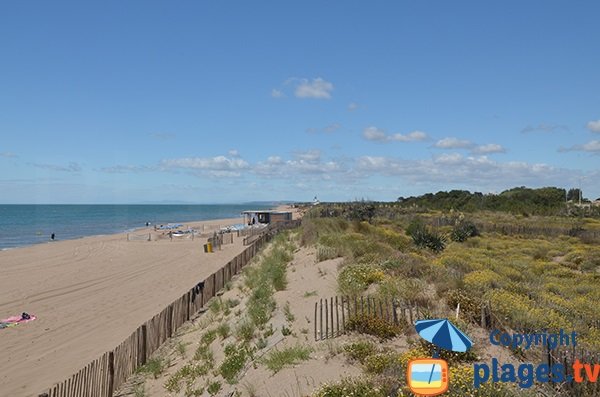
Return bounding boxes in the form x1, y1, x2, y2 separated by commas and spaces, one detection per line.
0, 204, 269, 250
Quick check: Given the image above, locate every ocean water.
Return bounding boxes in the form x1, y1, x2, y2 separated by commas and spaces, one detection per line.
0, 204, 270, 250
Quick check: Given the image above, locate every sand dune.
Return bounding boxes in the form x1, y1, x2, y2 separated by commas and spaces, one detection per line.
0, 217, 248, 396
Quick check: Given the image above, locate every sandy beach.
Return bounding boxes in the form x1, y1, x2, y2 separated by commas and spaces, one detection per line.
0, 212, 272, 396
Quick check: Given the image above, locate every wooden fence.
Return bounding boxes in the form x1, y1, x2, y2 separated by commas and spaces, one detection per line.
313, 296, 423, 341
38, 219, 301, 397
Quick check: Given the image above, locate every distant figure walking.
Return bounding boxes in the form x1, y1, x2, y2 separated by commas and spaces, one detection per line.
50, 233, 55, 241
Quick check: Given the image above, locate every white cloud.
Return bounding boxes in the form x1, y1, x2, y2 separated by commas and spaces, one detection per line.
354, 153, 574, 188
32, 162, 82, 172
390, 130, 428, 142
294, 78, 334, 99
307, 123, 341, 134
271, 89, 284, 98
559, 140, 600, 153
434, 153, 465, 165
363, 127, 428, 143
471, 143, 506, 154
587, 120, 600, 133
362, 126, 388, 142
254, 150, 344, 178
348, 102, 359, 112
100, 165, 154, 173
294, 149, 321, 163
434, 137, 473, 149
521, 123, 569, 133
324, 123, 341, 133
228, 149, 240, 157
160, 155, 250, 177
0, 152, 17, 158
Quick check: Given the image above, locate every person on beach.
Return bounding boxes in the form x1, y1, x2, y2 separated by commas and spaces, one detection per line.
50, 233, 55, 241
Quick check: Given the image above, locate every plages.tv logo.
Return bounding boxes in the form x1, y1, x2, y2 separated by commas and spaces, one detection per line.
407, 318, 473, 396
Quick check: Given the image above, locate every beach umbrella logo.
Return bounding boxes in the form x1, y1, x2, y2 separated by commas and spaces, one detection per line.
407, 318, 473, 396
415, 318, 473, 353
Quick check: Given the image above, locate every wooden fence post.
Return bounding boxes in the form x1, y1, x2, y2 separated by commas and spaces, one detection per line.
330, 297, 334, 338
108, 351, 114, 397
340, 296, 345, 334
480, 305, 487, 328
141, 324, 147, 366
320, 299, 323, 340
335, 296, 340, 336
325, 298, 329, 339
314, 301, 318, 341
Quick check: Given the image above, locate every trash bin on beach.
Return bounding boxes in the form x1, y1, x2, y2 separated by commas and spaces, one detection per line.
203, 243, 208, 253
207, 242, 213, 253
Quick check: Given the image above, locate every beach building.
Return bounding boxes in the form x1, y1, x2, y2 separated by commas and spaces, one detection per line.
242, 210, 292, 225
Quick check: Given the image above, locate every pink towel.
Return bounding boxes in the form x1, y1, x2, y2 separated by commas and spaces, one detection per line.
0, 314, 37, 324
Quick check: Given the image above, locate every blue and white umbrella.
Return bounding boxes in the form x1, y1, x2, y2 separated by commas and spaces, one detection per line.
415, 318, 473, 352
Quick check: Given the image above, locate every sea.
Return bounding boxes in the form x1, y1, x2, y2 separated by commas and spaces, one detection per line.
0, 204, 270, 250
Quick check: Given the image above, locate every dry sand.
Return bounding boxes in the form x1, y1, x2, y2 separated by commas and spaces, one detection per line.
0, 209, 302, 397
118, 243, 367, 397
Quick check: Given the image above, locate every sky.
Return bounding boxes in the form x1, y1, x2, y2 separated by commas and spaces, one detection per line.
1, 1, 599, 204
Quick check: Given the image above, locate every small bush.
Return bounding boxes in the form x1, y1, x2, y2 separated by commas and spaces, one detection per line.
200, 329, 217, 345
281, 325, 292, 336
262, 345, 312, 373
217, 322, 231, 339
235, 320, 255, 342
411, 227, 446, 253
208, 297, 222, 314
446, 289, 481, 322
137, 357, 168, 379
313, 377, 386, 397
338, 264, 385, 295
343, 340, 377, 363
450, 220, 479, 242
364, 352, 402, 374
219, 344, 250, 383
346, 314, 402, 339
193, 343, 213, 364
283, 301, 295, 322
207, 381, 222, 396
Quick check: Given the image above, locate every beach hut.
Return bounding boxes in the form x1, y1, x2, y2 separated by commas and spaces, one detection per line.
242, 210, 292, 225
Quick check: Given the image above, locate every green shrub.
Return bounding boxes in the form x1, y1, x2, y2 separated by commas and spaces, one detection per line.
346, 314, 402, 339
450, 220, 480, 242
262, 345, 312, 373
217, 322, 230, 339
283, 301, 295, 322
338, 264, 385, 295
343, 340, 377, 363
200, 329, 217, 345
235, 320, 255, 342
363, 352, 401, 374
137, 357, 168, 379
207, 381, 221, 396
446, 289, 481, 322
313, 377, 386, 397
247, 283, 275, 326
411, 226, 446, 252
219, 344, 250, 383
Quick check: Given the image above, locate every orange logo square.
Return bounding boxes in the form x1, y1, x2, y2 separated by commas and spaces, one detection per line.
407, 358, 449, 396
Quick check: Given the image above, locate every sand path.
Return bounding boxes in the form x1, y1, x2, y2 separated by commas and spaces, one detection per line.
0, 217, 247, 396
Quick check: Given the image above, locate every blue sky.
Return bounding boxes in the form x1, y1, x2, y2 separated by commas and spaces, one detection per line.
1, 1, 599, 203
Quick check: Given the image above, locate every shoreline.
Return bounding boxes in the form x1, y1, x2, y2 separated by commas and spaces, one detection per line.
0, 205, 297, 396
0, 203, 282, 251
1, 211, 255, 252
